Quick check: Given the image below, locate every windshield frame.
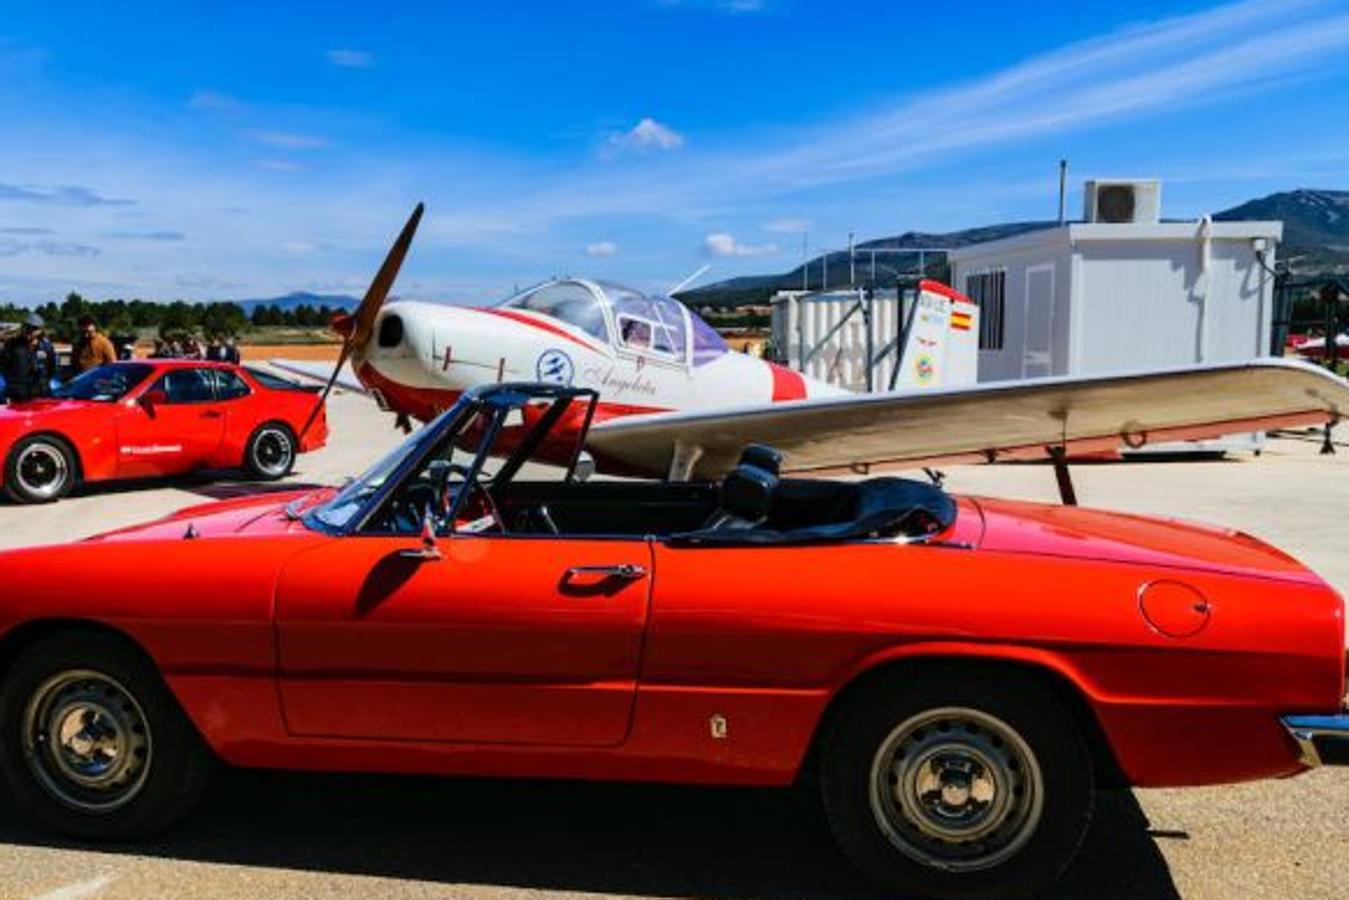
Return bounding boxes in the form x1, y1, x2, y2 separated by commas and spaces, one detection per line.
304, 383, 599, 537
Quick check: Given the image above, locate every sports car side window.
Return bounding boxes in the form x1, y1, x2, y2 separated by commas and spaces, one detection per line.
213, 369, 251, 400
157, 368, 217, 404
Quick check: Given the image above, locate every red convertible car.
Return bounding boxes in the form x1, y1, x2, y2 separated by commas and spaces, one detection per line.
0, 359, 327, 503
0, 383, 1344, 898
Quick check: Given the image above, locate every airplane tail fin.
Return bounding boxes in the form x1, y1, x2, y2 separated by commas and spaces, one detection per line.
891, 280, 980, 391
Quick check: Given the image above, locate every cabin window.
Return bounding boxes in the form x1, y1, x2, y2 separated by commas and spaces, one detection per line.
689, 311, 729, 366
966, 270, 1006, 351
513, 283, 610, 343
609, 289, 686, 358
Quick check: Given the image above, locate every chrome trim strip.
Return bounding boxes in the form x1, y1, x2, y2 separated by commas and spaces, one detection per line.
1280, 714, 1349, 768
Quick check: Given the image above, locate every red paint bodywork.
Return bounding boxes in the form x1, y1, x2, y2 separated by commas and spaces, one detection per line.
0, 489, 1342, 789
0, 360, 327, 492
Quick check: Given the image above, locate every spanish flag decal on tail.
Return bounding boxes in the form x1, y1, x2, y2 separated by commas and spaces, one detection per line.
950, 308, 974, 331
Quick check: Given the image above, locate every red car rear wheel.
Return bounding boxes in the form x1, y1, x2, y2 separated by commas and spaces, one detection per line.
244, 422, 297, 481
821, 667, 1094, 899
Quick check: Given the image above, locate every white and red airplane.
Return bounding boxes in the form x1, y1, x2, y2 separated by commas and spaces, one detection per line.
283, 205, 1349, 483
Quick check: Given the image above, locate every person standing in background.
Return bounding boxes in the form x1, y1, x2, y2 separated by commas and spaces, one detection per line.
30, 318, 56, 396
2, 325, 39, 404
73, 316, 116, 372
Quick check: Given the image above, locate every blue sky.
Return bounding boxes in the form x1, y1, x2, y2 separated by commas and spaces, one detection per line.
1, 0, 1348, 304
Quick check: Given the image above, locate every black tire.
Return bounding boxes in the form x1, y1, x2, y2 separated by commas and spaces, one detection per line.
0, 630, 214, 840
821, 667, 1094, 900
244, 421, 297, 480
4, 434, 76, 504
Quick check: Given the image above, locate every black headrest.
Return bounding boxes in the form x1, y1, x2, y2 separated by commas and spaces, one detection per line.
719, 464, 776, 523
738, 444, 783, 476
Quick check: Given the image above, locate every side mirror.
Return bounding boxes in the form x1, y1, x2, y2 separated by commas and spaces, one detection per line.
398, 503, 443, 562
140, 389, 168, 410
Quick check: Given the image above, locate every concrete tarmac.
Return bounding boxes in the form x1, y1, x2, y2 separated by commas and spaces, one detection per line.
0, 389, 1345, 899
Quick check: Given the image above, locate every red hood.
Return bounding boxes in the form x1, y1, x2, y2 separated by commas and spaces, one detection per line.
0, 398, 96, 427
970, 496, 1322, 585
86, 487, 335, 543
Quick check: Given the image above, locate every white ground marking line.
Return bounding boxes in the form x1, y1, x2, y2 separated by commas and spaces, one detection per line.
30, 873, 117, 900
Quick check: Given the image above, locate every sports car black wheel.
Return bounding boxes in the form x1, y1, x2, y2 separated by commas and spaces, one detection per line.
4, 435, 76, 504
821, 667, 1094, 900
244, 421, 296, 480
0, 631, 213, 839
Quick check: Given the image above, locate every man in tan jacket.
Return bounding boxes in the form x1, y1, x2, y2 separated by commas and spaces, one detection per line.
74, 316, 117, 372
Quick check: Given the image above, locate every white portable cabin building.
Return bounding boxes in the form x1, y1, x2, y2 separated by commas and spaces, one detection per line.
947, 218, 1283, 451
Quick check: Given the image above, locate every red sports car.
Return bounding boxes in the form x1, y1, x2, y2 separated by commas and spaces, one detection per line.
0, 359, 327, 503
0, 383, 1344, 899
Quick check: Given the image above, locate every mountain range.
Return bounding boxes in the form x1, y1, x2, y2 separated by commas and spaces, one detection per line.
231, 291, 359, 313
680, 189, 1349, 308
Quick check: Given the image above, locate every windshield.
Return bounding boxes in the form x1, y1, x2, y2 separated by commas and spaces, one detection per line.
308, 387, 596, 535
504, 281, 609, 343
53, 363, 153, 402
309, 413, 452, 530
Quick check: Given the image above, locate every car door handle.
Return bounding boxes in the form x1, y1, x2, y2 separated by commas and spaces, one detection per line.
200, 410, 222, 419
564, 564, 647, 582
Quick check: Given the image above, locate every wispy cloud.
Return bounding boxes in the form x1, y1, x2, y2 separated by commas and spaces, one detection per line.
280, 240, 324, 254
656, 0, 770, 14
585, 241, 618, 257
703, 232, 778, 257
326, 48, 374, 68
247, 131, 328, 150
488, 0, 1349, 226
0, 226, 55, 235
607, 117, 685, 153
764, 217, 809, 233
0, 239, 100, 258
187, 90, 242, 112
258, 159, 305, 172
0, 182, 134, 207
105, 230, 187, 242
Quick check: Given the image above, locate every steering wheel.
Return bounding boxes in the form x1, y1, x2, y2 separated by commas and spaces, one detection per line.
439, 463, 504, 534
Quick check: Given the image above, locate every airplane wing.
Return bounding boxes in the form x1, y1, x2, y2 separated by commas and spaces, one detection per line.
585, 358, 1349, 480
268, 358, 368, 395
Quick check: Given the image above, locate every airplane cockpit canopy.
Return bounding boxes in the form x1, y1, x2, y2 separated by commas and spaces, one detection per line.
499, 278, 729, 366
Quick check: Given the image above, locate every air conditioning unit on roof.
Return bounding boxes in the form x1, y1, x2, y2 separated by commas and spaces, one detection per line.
1083, 179, 1161, 224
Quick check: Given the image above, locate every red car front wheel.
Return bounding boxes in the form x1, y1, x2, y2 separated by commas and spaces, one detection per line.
4, 435, 76, 504
0, 630, 213, 839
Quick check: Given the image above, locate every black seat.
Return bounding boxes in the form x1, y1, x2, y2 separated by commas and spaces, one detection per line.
703, 462, 777, 531
738, 444, 783, 476
677, 474, 956, 547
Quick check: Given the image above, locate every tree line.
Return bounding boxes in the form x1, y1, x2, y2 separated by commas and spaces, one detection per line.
0, 293, 343, 342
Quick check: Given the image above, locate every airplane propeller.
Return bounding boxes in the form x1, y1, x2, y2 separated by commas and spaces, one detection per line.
298, 202, 425, 440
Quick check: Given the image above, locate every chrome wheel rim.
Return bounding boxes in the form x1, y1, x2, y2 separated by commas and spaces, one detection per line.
22, 670, 152, 812
253, 428, 293, 477
15, 443, 68, 500
869, 707, 1043, 872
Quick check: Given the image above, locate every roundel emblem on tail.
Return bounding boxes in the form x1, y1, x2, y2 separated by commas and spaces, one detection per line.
536, 349, 575, 385
915, 353, 936, 384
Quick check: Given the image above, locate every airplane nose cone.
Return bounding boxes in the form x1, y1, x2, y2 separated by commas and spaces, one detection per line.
359, 306, 432, 384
